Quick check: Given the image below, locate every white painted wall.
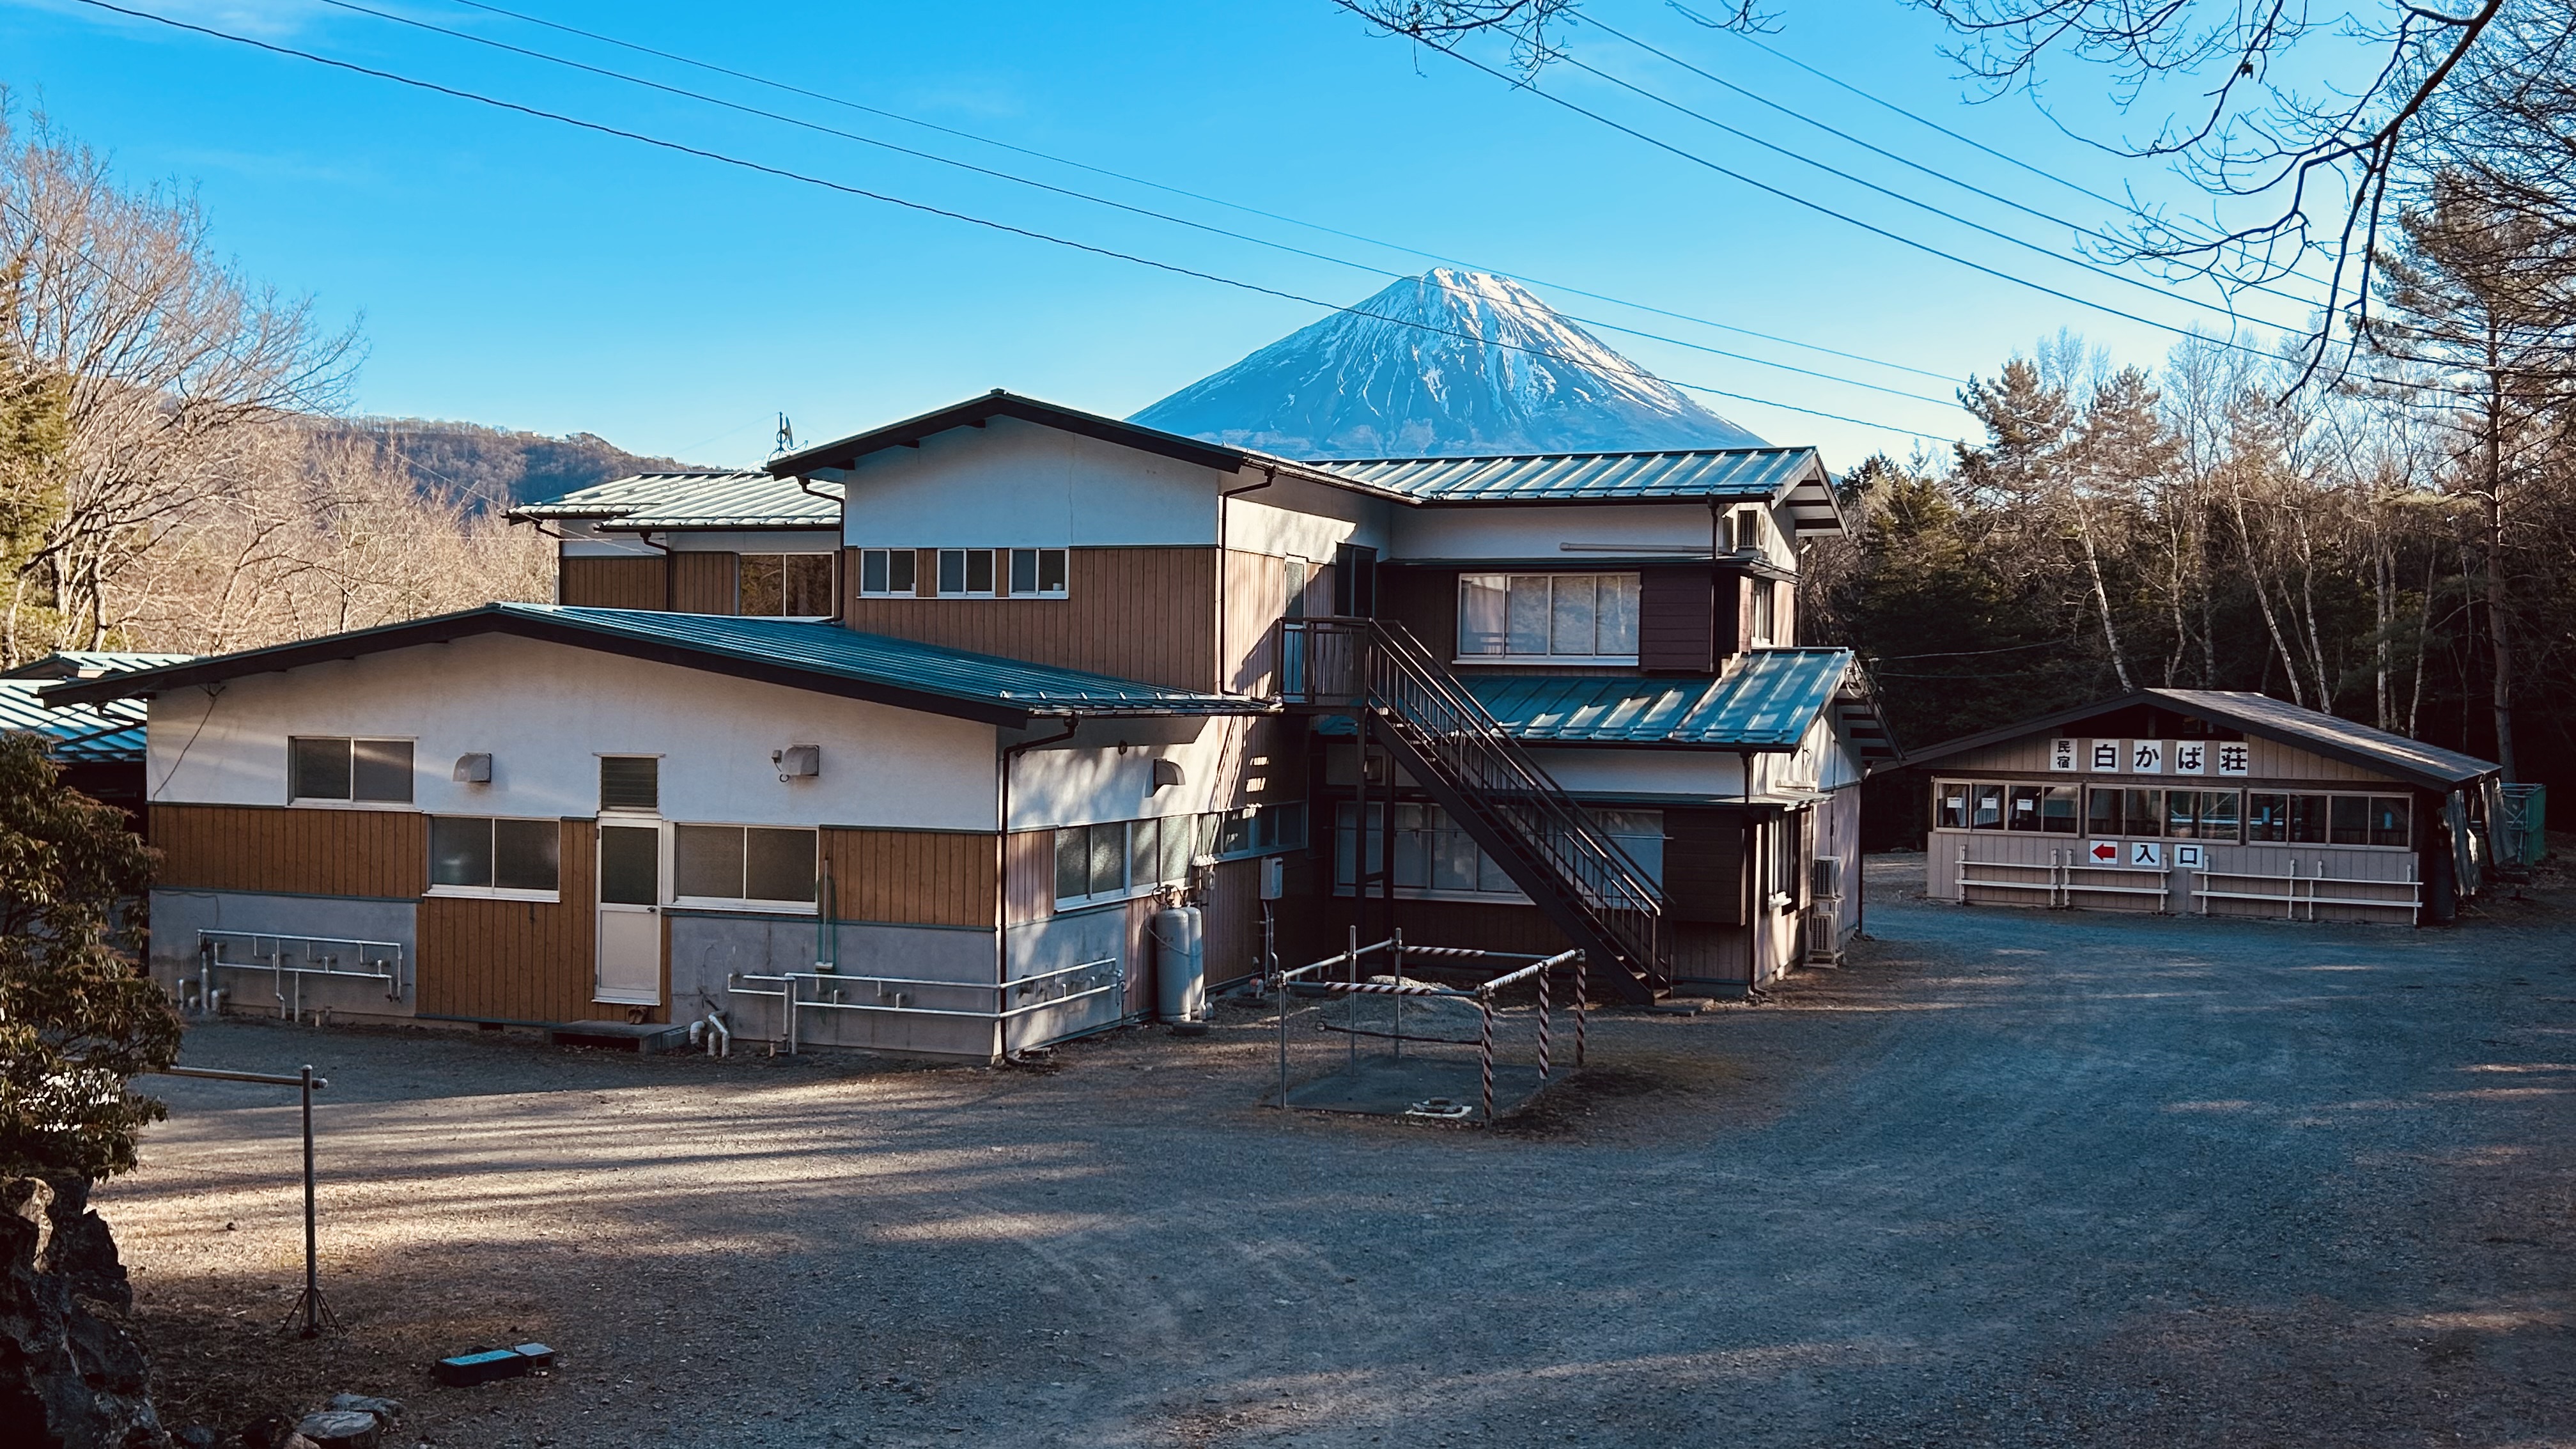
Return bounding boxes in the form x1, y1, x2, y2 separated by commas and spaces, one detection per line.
832, 417, 1234, 548
667, 531, 837, 554
1005, 717, 1251, 830
146, 632, 1002, 830
557, 521, 660, 559
1229, 475, 1391, 561
1389, 503, 1720, 562
1523, 747, 1749, 800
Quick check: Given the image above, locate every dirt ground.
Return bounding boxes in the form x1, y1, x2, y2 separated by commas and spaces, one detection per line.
101, 855, 2576, 1448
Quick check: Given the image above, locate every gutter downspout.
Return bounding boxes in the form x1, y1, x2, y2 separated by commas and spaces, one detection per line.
1741, 749, 1764, 1001
795, 472, 847, 622
997, 717, 1082, 1060
631, 530, 676, 611
1216, 467, 1276, 695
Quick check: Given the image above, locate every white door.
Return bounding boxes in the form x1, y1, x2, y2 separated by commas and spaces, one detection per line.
595, 823, 663, 1005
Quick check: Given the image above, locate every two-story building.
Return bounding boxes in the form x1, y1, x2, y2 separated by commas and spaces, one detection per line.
54, 392, 1891, 1060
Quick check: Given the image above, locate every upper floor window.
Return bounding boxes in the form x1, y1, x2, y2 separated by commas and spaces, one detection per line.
1751, 580, 1777, 646
290, 737, 413, 803
739, 554, 834, 616
857, 547, 1067, 599
1457, 573, 1640, 662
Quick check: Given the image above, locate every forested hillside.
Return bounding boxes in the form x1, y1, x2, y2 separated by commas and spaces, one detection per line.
313, 417, 703, 513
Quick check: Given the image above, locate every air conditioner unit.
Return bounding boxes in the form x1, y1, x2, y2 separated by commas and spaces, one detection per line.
772, 745, 820, 780
1810, 855, 1844, 900
1804, 905, 1845, 966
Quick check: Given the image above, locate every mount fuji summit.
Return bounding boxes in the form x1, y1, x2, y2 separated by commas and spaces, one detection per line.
1131, 268, 1765, 458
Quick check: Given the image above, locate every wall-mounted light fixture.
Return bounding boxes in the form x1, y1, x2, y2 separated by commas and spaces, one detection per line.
1151, 759, 1186, 791
773, 745, 820, 782
453, 754, 493, 784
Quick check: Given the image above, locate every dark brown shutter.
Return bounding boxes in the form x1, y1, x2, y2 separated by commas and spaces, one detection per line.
1663, 807, 1744, 924
1638, 566, 1715, 672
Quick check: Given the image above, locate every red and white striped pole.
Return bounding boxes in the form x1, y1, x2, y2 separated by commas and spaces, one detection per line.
1535, 951, 1551, 1080
1478, 993, 1495, 1124
1574, 952, 1588, 1068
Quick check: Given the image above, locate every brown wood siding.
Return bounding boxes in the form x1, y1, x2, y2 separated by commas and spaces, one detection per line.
416, 819, 604, 1023
841, 546, 1219, 692
558, 556, 664, 610
1664, 807, 1746, 925
1200, 858, 1262, 988
1220, 548, 1283, 694
1726, 574, 1753, 658
1669, 920, 1750, 988
823, 828, 997, 927
153, 804, 427, 897
671, 552, 737, 614
1003, 828, 1056, 926
1377, 563, 1457, 660
1639, 565, 1716, 672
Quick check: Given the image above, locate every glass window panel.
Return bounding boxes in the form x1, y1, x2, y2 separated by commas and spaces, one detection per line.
1218, 812, 1252, 856
965, 549, 995, 594
290, 736, 350, 800
2370, 796, 2411, 848
2248, 793, 2290, 843
1129, 817, 1161, 888
600, 756, 658, 812
494, 819, 559, 892
1549, 575, 1598, 655
1284, 559, 1310, 621
2086, 787, 2123, 836
1970, 784, 2004, 830
786, 555, 834, 615
2197, 791, 2240, 844
1055, 827, 1088, 900
351, 739, 413, 802
1162, 814, 1195, 882
745, 828, 817, 903
860, 549, 889, 594
1938, 783, 1969, 830
738, 555, 785, 616
887, 549, 917, 593
1009, 548, 1038, 595
430, 816, 492, 888
1597, 574, 1640, 655
1459, 575, 1508, 655
1432, 819, 1479, 890
1390, 803, 1427, 888
1037, 550, 1066, 593
597, 825, 659, 906
2041, 786, 2079, 834
1272, 802, 1306, 849
2123, 789, 2164, 838
1088, 822, 1126, 896
938, 548, 966, 594
2007, 784, 2044, 832
2329, 796, 2370, 846
1333, 802, 1359, 888
1507, 576, 1549, 655
1477, 839, 1516, 894
675, 825, 745, 899
2166, 791, 2200, 839
2289, 794, 2329, 844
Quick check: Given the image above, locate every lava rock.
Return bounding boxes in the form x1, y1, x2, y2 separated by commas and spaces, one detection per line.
294, 1409, 382, 1449
324, 1393, 405, 1424
0, 1175, 169, 1449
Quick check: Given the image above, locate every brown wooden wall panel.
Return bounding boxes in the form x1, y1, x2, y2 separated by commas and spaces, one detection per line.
1220, 548, 1281, 694
1664, 807, 1746, 925
840, 546, 1219, 692
416, 819, 603, 1023
1726, 575, 1753, 658
1002, 829, 1055, 926
823, 828, 998, 927
152, 804, 428, 897
559, 556, 665, 610
671, 552, 738, 615
1377, 563, 1457, 660
1639, 565, 1716, 672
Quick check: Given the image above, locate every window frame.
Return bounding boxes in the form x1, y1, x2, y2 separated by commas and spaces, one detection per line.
1052, 815, 1202, 908
424, 815, 564, 901
736, 552, 838, 617
1453, 571, 1642, 665
668, 821, 821, 914
286, 735, 415, 807
598, 755, 662, 815
857, 547, 919, 598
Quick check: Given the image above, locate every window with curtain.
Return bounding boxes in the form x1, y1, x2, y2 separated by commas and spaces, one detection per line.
1457, 574, 1640, 660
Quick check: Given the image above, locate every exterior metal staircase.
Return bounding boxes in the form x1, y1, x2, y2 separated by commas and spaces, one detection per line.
1281, 616, 1671, 1003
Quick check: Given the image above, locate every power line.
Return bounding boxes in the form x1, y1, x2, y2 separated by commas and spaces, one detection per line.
1580, 14, 2337, 314
67, 0, 1959, 444
432, 0, 1962, 387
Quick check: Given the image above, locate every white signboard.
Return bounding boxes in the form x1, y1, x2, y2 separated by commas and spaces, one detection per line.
2088, 740, 2121, 773
2173, 843, 2205, 868
2129, 841, 2163, 867
2173, 741, 2208, 776
2215, 741, 2251, 777
2129, 739, 2166, 774
2086, 839, 2120, 865
2049, 737, 2079, 771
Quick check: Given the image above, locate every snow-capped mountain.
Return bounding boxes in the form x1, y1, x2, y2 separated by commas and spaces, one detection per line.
1131, 268, 1765, 457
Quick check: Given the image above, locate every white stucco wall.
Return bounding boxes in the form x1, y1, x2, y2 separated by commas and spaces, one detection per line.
145, 632, 1002, 830
1516, 747, 1750, 800
832, 417, 1234, 548
1388, 502, 1720, 562
1228, 475, 1391, 561
1004, 717, 1251, 830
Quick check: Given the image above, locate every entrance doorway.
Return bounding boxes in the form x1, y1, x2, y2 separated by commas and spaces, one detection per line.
595, 821, 663, 1005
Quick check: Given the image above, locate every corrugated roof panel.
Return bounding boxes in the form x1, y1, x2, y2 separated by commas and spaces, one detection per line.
1457, 649, 1854, 748
2151, 690, 2497, 787
0, 650, 196, 680
1317, 449, 1820, 503
511, 472, 841, 529
0, 680, 148, 762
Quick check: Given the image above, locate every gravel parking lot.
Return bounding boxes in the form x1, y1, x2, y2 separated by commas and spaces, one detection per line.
103, 855, 2575, 1447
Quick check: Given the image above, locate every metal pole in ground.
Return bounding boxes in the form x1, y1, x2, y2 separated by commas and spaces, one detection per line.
1392, 927, 1404, 1060
1276, 954, 1289, 1111
1537, 955, 1551, 1080
299, 1065, 319, 1336
1574, 952, 1588, 1069
1346, 924, 1358, 1075
1478, 993, 1494, 1125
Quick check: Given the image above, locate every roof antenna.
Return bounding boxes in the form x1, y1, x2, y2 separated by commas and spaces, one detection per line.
772, 412, 795, 457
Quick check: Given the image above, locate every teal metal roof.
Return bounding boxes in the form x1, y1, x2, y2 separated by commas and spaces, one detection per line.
1315, 449, 1820, 503
0, 680, 146, 762
0, 650, 195, 680
1465, 649, 1856, 749
511, 471, 841, 530
47, 605, 1266, 727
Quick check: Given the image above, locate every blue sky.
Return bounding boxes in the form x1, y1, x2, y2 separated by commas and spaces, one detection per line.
0, 0, 2332, 469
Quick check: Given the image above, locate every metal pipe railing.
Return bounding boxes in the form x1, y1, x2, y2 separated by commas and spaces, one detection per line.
725, 956, 1124, 1050
195, 931, 409, 1010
